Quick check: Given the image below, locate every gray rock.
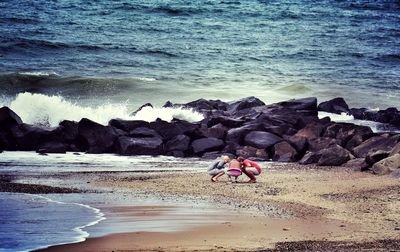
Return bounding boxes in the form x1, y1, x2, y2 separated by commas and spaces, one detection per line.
244, 131, 283, 149
115, 136, 163, 155
371, 154, 400, 175
191, 137, 225, 155
272, 141, 298, 162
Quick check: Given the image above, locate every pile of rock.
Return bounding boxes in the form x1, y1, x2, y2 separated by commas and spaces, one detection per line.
1, 96, 399, 176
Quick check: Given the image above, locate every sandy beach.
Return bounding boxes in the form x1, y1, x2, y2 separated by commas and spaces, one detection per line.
15, 162, 396, 252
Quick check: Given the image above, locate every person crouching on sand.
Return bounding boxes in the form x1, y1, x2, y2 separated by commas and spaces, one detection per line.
208, 155, 230, 182
226, 158, 242, 183
237, 157, 262, 183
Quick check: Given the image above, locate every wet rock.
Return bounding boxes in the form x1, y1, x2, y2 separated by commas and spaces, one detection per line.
299, 151, 322, 165
275, 97, 317, 111
272, 141, 298, 162
150, 119, 199, 140
0, 107, 23, 127
344, 158, 370, 172
108, 119, 149, 132
165, 134, 190, 152
130, 103, 153, 116
129, 127, 160, 138
294, 123, 325, 140
371, 154, 400, 175
318, 97, 349, 114
365, 150, 390, 166
308, 137, 338, 152
244, 131, 282, 149
191, 137, 225, 155
10, 124, 52, 151
202, 123, 228, 139
285, 135, 307, 153
350, 107, 400, 127
227, 96, 265, 113
318, 144, 352, 166
78, 118, 118, 153
352, 135, 400, 158
207, 116, 244, 128
225, 123, 263, 144
183, 99, 228, 111
115, 136, 163, 155
36, 141, 67, 154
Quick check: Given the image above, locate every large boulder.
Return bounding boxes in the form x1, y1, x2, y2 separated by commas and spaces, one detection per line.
294, 123, 325, 140
225, 123, 263, 144
285, 135, 307, 153
115, 136, 163, 156
371, 154, 400, 175
191, 137, 225, 155
0, 107, 23, 128
272, 141, 298, 162
344, 158, 370, 172
275, 97, 317, 111
352, 135, 400, 158
318, 98, 349, 114
236, 146, 269, 160
207, 116, 244, 128
108, 119, 149, 132
244, 131, 282, 149
78, 118, 118, 153
36, 141, 67, 154
227, 96, 265, 113
10, 124, 53, 151
150, 119, 199, 140
165, 134, 190, 152
307, 137, 338, 152
350, 107, 400, 127
129, 127, 160, 138
57, 120, 79, 143
182, 98, 228, 111
365, 150, 390, 166
317, 144, 352, 166
299, 151, 322, 165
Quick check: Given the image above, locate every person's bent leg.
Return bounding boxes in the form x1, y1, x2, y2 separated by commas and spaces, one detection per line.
213, 171, 225, 181
243, 167, 257, 182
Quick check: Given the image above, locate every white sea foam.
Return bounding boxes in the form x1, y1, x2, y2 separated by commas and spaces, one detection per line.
7, 92, 203, 127
18, 71, 59, 76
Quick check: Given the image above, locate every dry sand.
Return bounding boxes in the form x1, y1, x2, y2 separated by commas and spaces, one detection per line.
37, 163, 400, 252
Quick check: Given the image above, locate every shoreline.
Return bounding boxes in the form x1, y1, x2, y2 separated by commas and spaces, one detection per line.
2, 161, 398, 251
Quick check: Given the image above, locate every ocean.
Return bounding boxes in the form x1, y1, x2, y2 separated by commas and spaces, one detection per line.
1, 0, 400, 127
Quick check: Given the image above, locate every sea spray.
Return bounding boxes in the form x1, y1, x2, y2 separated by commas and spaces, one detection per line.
8, 92, 204, 127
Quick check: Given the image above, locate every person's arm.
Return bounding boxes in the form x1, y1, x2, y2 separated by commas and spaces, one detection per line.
216, 160, 226, 169
207, 160, 218, 172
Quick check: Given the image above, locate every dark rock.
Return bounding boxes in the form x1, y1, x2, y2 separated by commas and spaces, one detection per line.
108, 119, 149, 132
129, 127, 160, 138
191, 137, 225, 155
10, 124, 52, 151
294, 123, 325, 140
78, 118, 118, 153
244, 131, 282, 149
318, 98, 349, 114
225, 123, 263, 144
0, 129, 16, 150
163, 101, 174, 108
371, 154, 400, 175
350, 107, 400, 127
227, 96, 265, 113
58, 120, 79, 142
165, 134, 190, 152
36, 142, 67, 154
207, 116, 244, 128
345, 134, 364, 151
285, 135, 307, 153
352, 135, 400, 158
308, 137, 338, 152
183, 99, 228, 111
0, 107, 23, 127
236, 146, 269, 160
203, 123, 228, 139
272, 141, 298, 162
365, 150, 390, 166
263, 125, 287, 137
150, 119, 199, 140
222, 141, 241, 155
115, 136, 163, 155
390, 142, 400, 156
318, 144, 352, 166
344, 158, 370, 172
275, 97, 317, 111
130, 103, 153, 116
299, 151, 322, 165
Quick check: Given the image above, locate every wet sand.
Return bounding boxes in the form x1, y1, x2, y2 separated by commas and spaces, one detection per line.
34, 163, 400, 251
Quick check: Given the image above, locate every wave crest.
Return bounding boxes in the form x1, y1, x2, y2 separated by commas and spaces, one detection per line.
7, 93, 203, 127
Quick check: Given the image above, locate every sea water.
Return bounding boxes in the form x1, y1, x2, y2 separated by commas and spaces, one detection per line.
1, 0, 399, 119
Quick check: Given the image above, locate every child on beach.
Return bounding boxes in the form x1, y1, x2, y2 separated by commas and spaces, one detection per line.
226, 158, 242, 183
237, 157, 262, 183
208, 155, 230, 182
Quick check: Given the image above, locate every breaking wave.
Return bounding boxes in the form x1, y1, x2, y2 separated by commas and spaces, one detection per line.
5, 93, 204, 127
